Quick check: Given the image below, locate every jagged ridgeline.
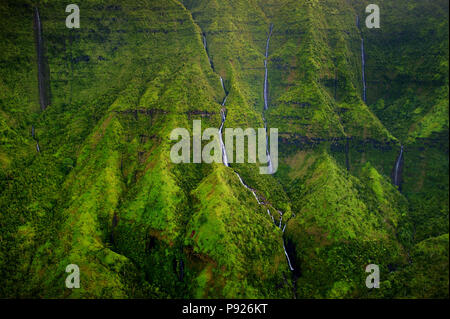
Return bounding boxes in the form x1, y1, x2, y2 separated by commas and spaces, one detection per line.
0, 0, 448, 298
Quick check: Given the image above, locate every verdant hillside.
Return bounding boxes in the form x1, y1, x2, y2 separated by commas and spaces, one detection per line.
0, 0, 447, 298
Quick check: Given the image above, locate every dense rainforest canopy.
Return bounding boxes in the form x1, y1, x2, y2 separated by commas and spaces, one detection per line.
0, 0, 448, 298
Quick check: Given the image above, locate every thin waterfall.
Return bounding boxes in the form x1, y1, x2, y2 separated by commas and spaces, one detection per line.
263, 24, 274, 174
267, 209, 275, 224
235, 172, 262, 205
394, 145, 403, 187
264, 121, 274, 174
31, 125, 40, 153
220, 76, 225, 92
202, 33, 214, 70
263, 23, 294, 270
361, 38, 367, 102
202, 33, 207, 49
263, 24, 273, 110
34, 7, 48, 110
203, 34, 227, 166
283, 242, 294, 271
219, 96, 229, 166
357, 15, 367, 103
201, 33, 232, 170
277, 210, 283, 229
201, 26, 293, 272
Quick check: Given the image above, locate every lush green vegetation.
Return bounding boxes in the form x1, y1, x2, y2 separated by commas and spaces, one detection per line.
0, 0, 448, 298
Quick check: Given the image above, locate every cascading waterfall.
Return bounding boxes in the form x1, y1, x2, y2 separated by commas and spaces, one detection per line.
201, 25, 294, 272
203, 35, 228, 167
235, 172, 261, 205
394, 145, 403, 187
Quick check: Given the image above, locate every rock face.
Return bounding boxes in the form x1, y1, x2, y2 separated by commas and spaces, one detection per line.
0, 0, 447, 299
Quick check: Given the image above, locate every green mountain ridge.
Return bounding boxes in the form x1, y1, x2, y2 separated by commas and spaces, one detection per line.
0, 0, 448, 298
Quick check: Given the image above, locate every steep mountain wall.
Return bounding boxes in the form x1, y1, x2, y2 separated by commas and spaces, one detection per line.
0, 0, 447, 298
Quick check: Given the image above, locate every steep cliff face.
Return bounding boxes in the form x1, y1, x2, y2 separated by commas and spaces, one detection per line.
354, 0, 449, 250
0, 0, 448, 298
